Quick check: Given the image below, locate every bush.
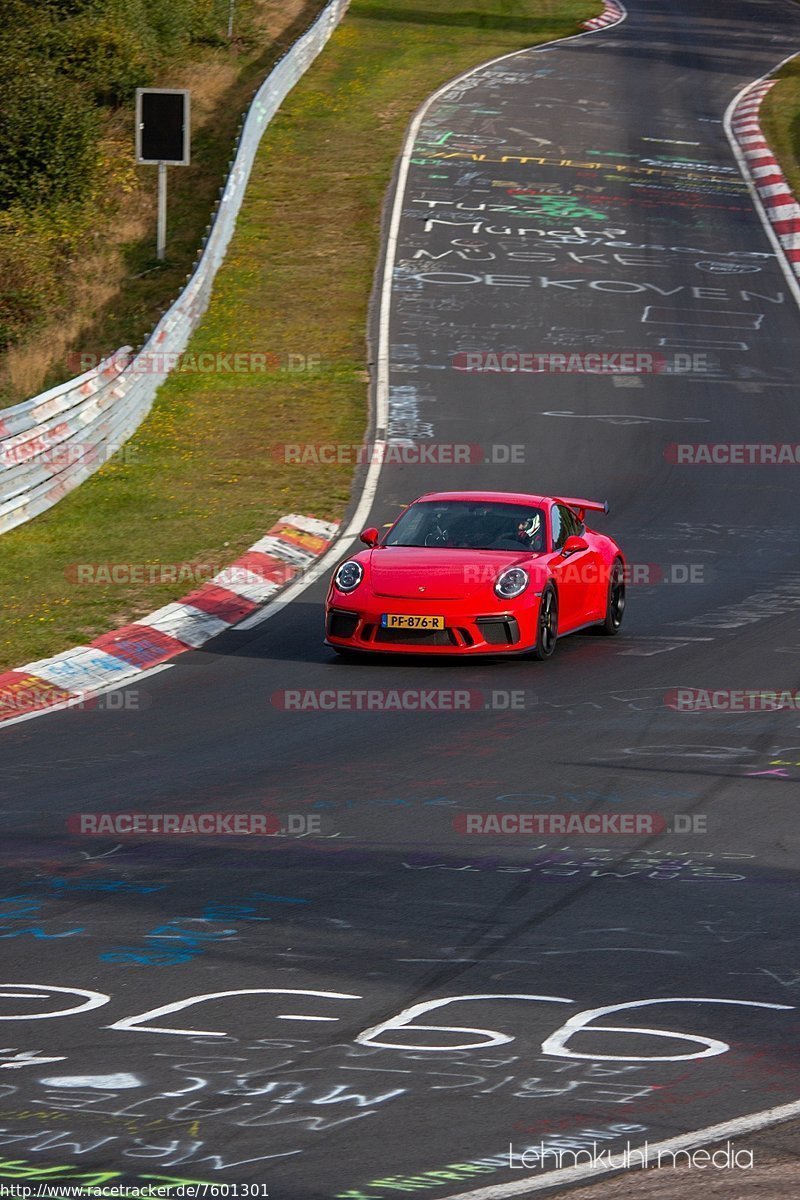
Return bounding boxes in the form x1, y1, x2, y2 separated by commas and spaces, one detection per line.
0, 210, 64, 350
54, 16, 153, 105
0, 0, 229, 350
104, 0, 223, 57
38, 0, 100, 14
0, 70, 99, 209
0, 0, 224, 210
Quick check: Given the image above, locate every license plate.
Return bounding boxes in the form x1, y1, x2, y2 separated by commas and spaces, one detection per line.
381, 614, 445, 630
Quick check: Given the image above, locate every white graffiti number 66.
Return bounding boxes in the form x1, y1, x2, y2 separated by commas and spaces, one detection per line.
355, 993, 793, 1062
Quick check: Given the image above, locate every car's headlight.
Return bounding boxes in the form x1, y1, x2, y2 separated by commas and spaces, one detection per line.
335, 560, 364, 593
494, 567, 529, 599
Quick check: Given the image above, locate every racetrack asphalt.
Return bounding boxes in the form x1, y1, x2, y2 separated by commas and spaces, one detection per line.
1, 1, 800, 1196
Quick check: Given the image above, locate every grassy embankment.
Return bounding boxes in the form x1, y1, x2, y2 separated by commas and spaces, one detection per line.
0, 0, 600, 671
760, 57, 800, 199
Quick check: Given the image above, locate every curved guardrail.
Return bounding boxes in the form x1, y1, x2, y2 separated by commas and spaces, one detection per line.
0, 0, 349, 536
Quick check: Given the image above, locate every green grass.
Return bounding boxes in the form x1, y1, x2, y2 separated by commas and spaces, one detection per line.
0, 0, 600, 671
760, 58, 800, 200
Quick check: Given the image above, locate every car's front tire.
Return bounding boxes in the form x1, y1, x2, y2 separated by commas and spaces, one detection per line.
598, 557, 625, 635
532, 585, 558, 660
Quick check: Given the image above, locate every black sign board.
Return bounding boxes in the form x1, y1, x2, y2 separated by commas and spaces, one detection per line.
135, 89, 190, 165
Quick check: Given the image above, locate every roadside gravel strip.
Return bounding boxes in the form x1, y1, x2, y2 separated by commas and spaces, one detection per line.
0, 513, 338, 726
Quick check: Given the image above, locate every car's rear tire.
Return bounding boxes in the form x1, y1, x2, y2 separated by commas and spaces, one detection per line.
599, 558, 625, 635
532, 585, 558, 660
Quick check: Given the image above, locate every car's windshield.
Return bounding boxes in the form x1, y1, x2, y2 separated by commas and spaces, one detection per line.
385, 500, 546, 552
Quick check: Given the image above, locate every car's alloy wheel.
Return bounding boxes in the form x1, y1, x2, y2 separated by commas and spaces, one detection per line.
532, 585, 558, 660
600, 558, 625, 635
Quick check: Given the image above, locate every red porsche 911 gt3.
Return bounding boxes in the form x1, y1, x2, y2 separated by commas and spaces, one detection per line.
325, 491, 625, 659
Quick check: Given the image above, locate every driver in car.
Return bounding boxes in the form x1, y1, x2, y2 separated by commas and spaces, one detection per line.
517, 515, 544, 551
490, 513, 544, 551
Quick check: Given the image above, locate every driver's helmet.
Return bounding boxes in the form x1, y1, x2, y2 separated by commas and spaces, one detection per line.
516, 512, 542, 547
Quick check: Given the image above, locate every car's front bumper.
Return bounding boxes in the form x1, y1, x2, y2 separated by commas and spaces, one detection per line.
325, 601, 539, 655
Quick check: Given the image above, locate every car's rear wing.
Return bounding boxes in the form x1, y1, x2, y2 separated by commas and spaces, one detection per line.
555, 496, 609, 521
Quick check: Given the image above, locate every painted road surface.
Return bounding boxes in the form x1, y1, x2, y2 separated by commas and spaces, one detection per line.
2, 0, 800, 1196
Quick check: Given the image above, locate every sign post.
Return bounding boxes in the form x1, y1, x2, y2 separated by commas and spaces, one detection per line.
157, 162, 167, 260
135, 89, 191, 261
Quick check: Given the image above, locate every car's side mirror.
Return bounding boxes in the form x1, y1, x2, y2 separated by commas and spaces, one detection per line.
561, 535, 589, 556
360, 527, 380, 547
